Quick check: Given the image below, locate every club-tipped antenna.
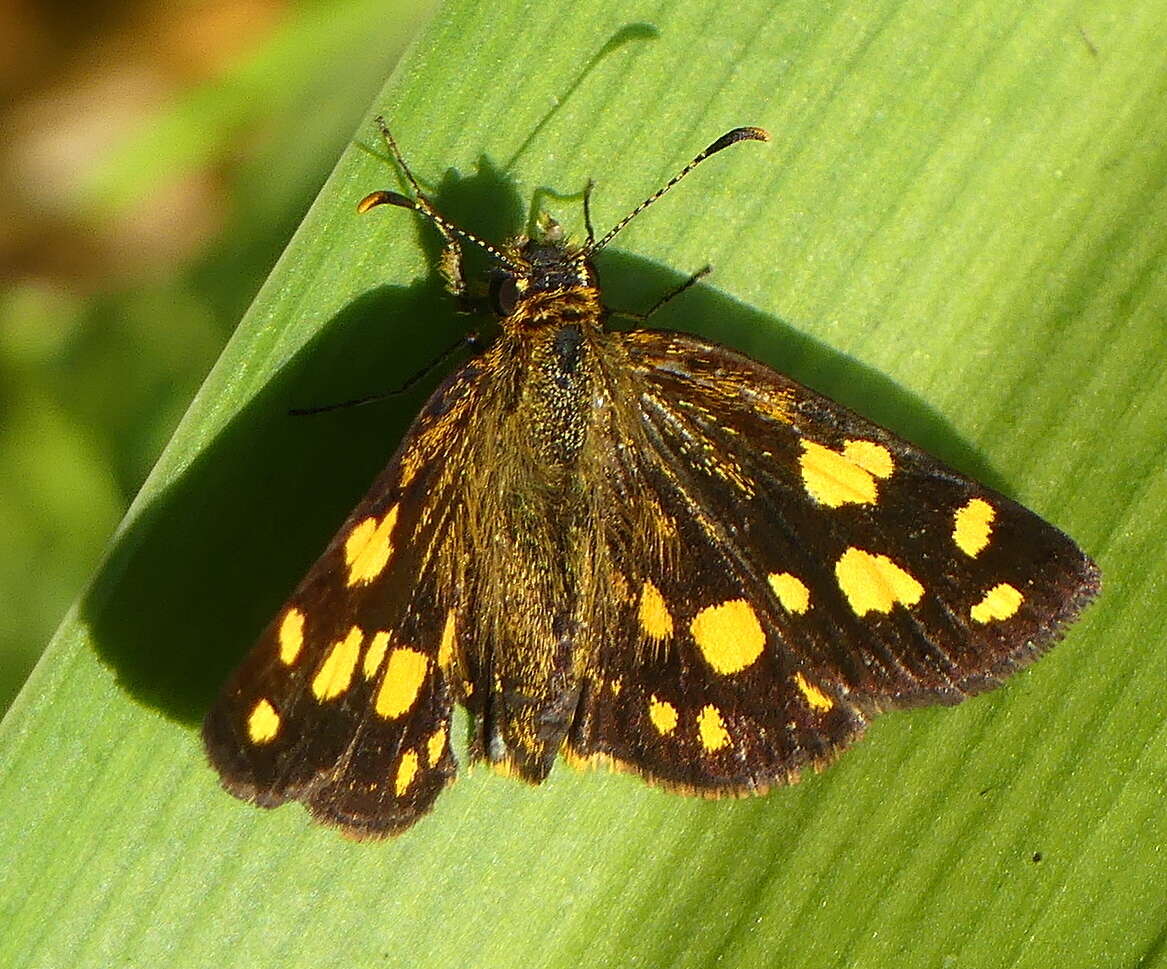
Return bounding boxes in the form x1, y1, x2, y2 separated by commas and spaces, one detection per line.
358, 116, 519, 270
590, 126, 770, 253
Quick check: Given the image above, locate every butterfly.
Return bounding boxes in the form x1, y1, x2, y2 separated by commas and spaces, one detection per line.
203, 119, 1100, 837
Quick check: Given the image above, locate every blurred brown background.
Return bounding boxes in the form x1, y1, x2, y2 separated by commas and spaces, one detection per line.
0, 0, 435, 711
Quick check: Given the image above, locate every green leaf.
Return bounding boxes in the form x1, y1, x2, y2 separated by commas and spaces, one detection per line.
2, 1, 1164, 968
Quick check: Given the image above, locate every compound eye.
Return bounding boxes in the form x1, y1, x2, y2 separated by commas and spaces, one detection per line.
491, 276, 520, 316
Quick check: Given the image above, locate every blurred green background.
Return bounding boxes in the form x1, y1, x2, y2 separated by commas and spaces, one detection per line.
0, 0, 434, 712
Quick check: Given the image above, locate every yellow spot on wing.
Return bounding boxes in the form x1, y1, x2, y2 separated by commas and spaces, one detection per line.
311, 626, 364, 700
395, 749, 419, 796
769, 572, 811, 613
690, 599, 765, 675
344, 504, 400, 586
375, 647, 429, 719
799, 439, 892, 508
648, 696, 678, 735
697, 705, 730, 752
835, 547, 924, 615
638, 580, 674, 640
793, 672, 834, 711
278, 608, 305, 665
363, 631, 390, 679
954, 498, 995, 557
843, 439, 894, 478
247, 698, 280, 743
426, 727, 447, 767
971, 583, 1023, 623
438, 610, 456, 669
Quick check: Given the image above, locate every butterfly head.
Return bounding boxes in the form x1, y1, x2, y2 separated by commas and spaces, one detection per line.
488, 234, 598, 320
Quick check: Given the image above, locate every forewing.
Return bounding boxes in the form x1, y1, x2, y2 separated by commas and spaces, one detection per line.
569, 329, 1099, 793
203, 357, 486, 837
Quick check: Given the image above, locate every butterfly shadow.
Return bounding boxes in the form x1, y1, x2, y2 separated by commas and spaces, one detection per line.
82, 155, 1007, 727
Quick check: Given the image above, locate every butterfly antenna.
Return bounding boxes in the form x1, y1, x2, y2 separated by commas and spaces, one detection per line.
358, 116, 519, 270
590, 126, 770, 253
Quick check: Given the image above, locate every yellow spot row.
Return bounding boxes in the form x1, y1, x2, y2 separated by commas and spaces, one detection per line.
835, 545, 1024, 623
394, 724, 448, 798
638, 572, 815, 680
246, 607, 460, 754
285, 605, 460, 714
646, 699, 730, 752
